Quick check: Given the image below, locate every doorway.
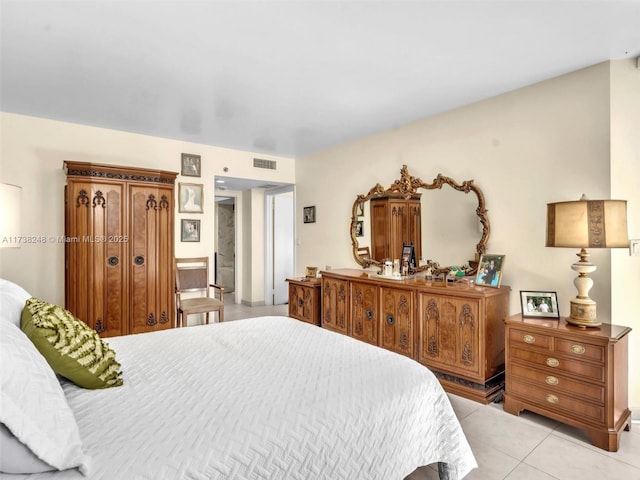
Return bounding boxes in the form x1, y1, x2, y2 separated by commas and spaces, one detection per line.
215, 195, 236, 295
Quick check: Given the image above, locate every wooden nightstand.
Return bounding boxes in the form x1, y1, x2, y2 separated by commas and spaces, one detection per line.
286, 278, 321, 326
503, 314, 632, 451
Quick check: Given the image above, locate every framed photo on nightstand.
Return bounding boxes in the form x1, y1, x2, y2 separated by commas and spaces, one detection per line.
520, 291, 560, 318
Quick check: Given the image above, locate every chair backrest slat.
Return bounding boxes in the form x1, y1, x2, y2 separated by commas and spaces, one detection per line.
175, 257, 210, 295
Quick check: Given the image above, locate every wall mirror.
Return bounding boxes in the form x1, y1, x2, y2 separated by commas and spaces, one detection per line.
350, 165, 490, 275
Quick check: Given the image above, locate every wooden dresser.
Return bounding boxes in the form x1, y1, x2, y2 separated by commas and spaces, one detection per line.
321, 269, 510, 403
286, 277, 322, 325
64, 161, 177, 337
503, 314, 632, 451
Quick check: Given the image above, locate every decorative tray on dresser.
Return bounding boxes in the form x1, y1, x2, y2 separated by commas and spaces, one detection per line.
503, 314, 632, 451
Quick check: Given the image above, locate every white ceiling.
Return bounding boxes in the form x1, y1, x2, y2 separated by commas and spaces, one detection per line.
2, 1, 639, 160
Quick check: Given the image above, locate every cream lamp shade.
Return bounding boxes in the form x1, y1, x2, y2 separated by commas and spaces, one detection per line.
546, 195, 628, 327
1, 183, 22, 248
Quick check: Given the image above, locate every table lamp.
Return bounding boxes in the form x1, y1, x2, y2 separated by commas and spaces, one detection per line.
1, 183, 21, 248
546, 195, 628, 327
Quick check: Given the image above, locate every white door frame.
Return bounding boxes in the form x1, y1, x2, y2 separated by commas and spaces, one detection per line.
264, 185, 296, 305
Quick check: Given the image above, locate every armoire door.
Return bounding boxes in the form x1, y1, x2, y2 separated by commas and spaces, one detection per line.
65, 180, 127, 337
129, 184, 174, 334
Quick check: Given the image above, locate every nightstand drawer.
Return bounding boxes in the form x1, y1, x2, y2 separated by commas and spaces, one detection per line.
509, 363, 605, 403
509, 378, 605, 424
554, 338, 604, 363
510, 347, 605, 382
509, 328, 552, 350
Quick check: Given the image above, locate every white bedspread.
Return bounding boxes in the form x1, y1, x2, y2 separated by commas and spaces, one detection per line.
11, 316, 476, 480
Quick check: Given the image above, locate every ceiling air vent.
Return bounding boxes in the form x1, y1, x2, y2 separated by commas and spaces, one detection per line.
253, 158, 277, 170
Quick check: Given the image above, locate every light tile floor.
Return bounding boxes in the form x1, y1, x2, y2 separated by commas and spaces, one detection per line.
223, 296, 639, 480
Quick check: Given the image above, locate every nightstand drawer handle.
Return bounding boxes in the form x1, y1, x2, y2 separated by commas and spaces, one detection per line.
546, 394, 559, 404
571, 344, 586, 355
545, 376, 559, 386
546, 357, 559, 367
523, 334, 535, 344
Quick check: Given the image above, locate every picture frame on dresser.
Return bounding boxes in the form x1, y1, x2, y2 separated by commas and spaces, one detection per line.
475, 253, 505, 287
520, 290, 559, 318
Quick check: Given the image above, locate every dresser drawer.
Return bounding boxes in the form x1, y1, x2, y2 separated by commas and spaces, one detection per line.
510, 347, 605, 382
509, 328, 552, 350
554, 338, 604, 363
509, 363, 605, 403
509, 378, 605, 424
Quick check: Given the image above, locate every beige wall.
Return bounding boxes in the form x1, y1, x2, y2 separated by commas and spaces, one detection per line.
0, 113, 295, 305
610, 59, 640, 415
295, 60, 640, 416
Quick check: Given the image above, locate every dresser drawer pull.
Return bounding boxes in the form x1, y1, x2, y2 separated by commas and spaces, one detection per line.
545, 376, 559, 386
571, 344, 586, 355
546, 357, 559, 367
546, 394, 559, 404
523, 334, 535, 344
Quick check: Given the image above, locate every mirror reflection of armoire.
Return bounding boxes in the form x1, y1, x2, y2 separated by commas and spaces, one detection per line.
370, 194, 422, 263
64, 161, 177, 337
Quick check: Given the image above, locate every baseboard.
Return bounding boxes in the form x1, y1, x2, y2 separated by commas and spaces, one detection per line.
241, 300, 266, 307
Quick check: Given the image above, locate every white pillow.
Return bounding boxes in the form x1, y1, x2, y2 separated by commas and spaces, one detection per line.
0, 278, 31, 327
0, 320, 90, 474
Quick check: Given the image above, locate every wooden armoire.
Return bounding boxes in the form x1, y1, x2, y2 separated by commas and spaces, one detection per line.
64, 161, 177, 337
370, 195, 421, 262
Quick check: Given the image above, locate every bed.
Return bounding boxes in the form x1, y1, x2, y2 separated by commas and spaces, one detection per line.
0, 279, 476, 480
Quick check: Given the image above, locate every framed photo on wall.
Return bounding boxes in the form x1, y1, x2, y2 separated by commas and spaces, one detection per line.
303, 206, 316, 223
520, 291, 560, 318
475, 254, 505, 287
355, 220, 364, 237
178, 183, 204, 213
181, 153, 201, 177
181, 219, 200, 242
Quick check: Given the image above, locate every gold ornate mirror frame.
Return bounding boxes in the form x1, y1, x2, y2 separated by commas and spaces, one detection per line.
350, 165, 490, 275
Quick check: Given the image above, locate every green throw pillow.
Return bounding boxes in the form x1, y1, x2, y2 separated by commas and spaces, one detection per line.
21, 297, 123, 389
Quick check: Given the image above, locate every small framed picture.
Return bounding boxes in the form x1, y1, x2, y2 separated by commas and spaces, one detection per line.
355, 220, 364, 237
303, 206, 316, 223
401, 243, 416, 266
181, 219, 200, 242
178, 183, 204, 213
305, 266, 318, 278
181, 153, 201, 177
475, 254, 505, 288
356, 202, 364, 217
520, 291, 560, 318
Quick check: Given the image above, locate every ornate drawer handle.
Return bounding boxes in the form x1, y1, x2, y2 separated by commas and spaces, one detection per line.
134, 255, 145, 266
523, 334, 535, 344
366, 309, 374, 319
298, 298, 304, 307
386, 314, 395, 326
546, 394, 559, 404
571, 344, 586, 355
107, 256, 119, 266
546, 357, 559, 367
545, 376, 559, 386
